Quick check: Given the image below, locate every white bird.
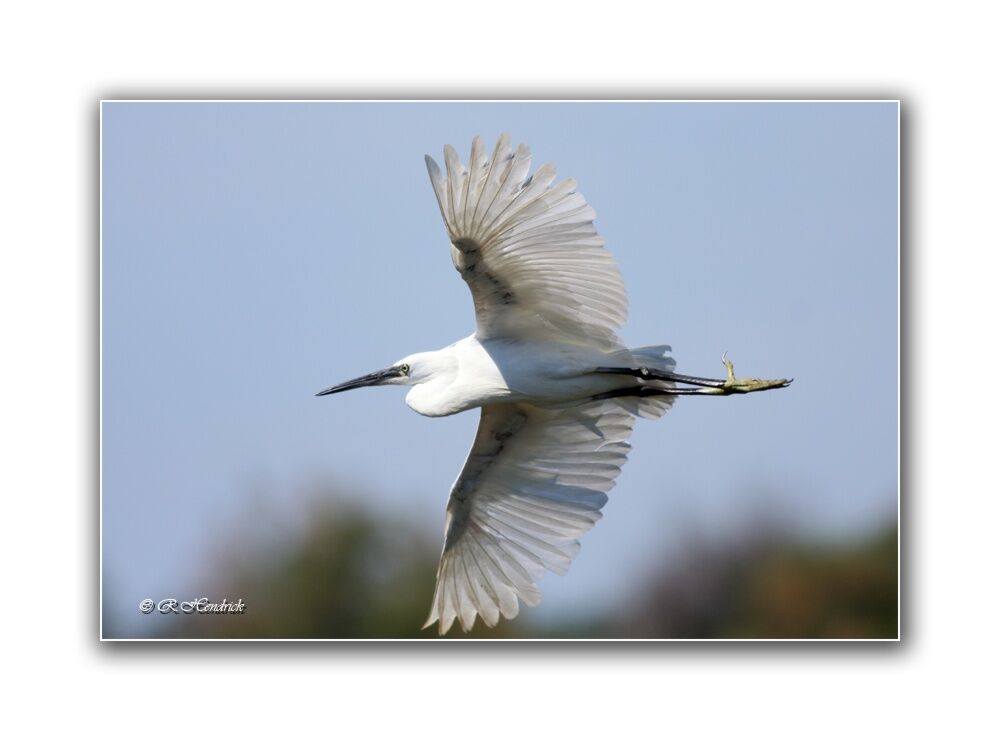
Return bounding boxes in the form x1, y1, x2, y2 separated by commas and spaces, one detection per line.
317, 134, 790, 635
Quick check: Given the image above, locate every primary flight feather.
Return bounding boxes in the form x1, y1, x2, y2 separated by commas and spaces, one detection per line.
317, 134, 791, 635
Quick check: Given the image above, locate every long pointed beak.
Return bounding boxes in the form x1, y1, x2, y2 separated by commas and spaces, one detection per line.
315, 366, 401, 397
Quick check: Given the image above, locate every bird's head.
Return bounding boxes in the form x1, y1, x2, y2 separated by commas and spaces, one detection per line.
315, 352, 440, 397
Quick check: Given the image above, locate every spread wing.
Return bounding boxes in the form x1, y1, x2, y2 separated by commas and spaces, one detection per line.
424, 400, 635, 635
425, 134, 628, 351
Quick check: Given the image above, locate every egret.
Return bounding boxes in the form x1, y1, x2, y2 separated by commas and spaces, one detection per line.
317, 134, 790, 635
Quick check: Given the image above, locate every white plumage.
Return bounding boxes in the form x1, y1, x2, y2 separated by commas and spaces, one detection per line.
424, 133, 627, 350
317, 134, 790, 635
425, 399, 635, 634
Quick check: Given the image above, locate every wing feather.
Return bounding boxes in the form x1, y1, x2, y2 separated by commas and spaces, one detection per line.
423, 400, 635, 635
425, 135, 629, 350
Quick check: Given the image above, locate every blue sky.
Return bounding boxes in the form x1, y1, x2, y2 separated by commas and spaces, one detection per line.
101, 102, 897, 636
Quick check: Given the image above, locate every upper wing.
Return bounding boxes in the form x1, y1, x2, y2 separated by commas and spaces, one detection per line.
425, 134, 628, 351
424, 399, 635, 635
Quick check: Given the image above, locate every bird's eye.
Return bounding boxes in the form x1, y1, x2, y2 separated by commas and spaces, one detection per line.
399, 364, 410, 375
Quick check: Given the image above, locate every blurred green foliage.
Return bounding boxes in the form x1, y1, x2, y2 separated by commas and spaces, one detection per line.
731, 528, 898, 638
166, 496, 526, 638
617, 526, 898, 638
163, 486, 897, 640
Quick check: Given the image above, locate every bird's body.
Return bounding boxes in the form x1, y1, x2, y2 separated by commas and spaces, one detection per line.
402, 335, 667, 417
318, 134, 790, 635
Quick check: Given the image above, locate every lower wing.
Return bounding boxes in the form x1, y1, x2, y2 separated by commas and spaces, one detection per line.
424, 399, 637, 635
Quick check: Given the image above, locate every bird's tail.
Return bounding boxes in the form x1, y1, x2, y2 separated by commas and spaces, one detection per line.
605, 345, 678, 419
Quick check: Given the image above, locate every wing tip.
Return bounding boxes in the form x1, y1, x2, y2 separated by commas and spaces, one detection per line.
426, 152, 444, 175
422, 611, 448, 636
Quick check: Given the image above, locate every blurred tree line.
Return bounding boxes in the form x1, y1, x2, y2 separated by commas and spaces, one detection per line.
617, 526, 897, 638
162, 484, 897, 640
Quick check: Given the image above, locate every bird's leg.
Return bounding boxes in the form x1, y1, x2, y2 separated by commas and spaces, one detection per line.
693, 354, 792, 395
595, 354, 792, 396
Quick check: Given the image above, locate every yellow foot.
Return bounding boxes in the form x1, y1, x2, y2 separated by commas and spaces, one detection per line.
716, 353, 792, 395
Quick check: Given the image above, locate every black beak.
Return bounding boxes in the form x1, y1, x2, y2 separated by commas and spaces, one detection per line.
315, 366, 402, 397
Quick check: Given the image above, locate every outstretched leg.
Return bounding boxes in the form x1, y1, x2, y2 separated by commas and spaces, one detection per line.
594, 354, 792, 397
